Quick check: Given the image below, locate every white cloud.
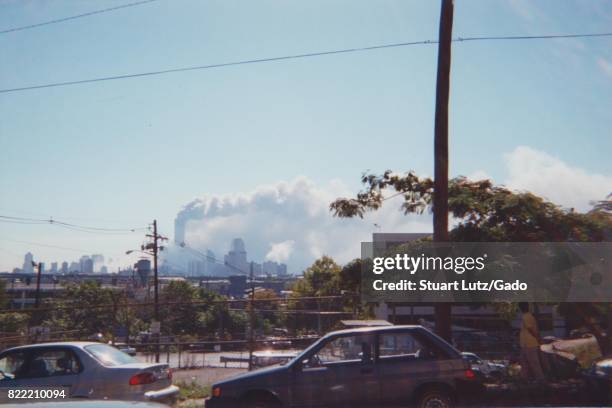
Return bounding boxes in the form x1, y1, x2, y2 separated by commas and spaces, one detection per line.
175, 177, 431, 274
503, 146, 612, 211
597, 57, 612, 79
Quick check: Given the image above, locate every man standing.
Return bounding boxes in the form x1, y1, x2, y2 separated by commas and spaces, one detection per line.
519, 302, 545, 381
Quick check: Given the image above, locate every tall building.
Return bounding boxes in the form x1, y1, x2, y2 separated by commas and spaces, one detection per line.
91, 254, 105, 273
61, 262, 69, 274
135, 259, 151, 287
188, 260, 206, 276
50, 262, 58, 274
80, 256, 94, 274
174, 216, 186, 245
262, 260, 288, 276
22, 252, 34, 274
224, 238, 248, 274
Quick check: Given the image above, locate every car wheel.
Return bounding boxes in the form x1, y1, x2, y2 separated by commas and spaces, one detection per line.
416, 387, 453, 408
247, 398, 279, 408
242, 393, 281, 408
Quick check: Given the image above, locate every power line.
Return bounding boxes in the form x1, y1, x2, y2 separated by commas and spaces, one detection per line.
1, 32, 610, 95
455, 33, 612, 42
0, 0, 160, 35
0, 215, 146, 234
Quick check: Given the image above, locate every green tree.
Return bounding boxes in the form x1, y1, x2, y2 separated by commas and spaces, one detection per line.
331, 172, 610, 242
331, 172, 611, 334
44, 281, 116, 338
196, 288, 246, 340
288, 256, 358, 333
0, 280, 29, 334
160, 280, 201, 337
292, 256, 341, 297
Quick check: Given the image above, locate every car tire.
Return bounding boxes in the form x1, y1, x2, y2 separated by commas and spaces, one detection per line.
247, 399, 279, 408
241, 393, 281, 408
416, 387, 453, 408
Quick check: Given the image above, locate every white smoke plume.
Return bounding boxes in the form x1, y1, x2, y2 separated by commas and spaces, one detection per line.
173, 177, 431, 274
265, 240, 296, 263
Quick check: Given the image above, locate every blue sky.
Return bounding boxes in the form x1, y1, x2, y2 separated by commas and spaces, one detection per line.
1, 0, 611, 272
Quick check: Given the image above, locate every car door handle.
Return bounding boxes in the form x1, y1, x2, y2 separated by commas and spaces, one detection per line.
360, 367, 373, 374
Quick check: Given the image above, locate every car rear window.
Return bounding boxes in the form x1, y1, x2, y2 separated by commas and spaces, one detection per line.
84, 344, 137, 366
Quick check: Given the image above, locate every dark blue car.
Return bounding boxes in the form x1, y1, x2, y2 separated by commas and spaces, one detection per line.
206, 325, 480, 408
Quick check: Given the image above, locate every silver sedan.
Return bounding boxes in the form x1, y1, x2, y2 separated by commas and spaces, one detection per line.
0, 342, 178, 404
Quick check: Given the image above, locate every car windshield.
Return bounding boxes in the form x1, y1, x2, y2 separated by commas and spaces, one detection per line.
85, 344, 136, 366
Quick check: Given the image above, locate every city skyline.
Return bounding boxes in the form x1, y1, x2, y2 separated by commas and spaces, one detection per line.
5, 236, 289, 277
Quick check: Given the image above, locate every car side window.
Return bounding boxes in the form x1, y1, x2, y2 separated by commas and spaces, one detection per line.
0, 351, 28, 381
379, 332, 441, 360
311, 334, 373, 366
21, 349, 82, 379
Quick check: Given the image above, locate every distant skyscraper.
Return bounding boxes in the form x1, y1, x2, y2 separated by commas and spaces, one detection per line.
80, 256, 93, 274
262, 260, 288, 276
50, 262, 58, 274
224, 238, 248, 274
23, 252, 34, 274
91, 254, 104, 273
174, 217, 186, 245
61, 262, 68, 274
135, 259, 151, 287
188, 260, 206, 276
278, 264, 288, 276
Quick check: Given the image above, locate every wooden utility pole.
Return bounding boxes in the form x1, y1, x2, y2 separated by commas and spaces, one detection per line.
34, 262, 42, 308
153, 220, 160, 362
147, 219, 167, 363
433, 0, 454, 342
248, 261, 255, 371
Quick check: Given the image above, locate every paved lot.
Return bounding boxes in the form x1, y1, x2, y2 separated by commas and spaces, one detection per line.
172, 366, 247, 387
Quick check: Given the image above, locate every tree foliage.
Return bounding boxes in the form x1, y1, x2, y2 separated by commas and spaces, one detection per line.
331, 172, 611, 241
330, 171, 611, 331
44, 281, 117, 337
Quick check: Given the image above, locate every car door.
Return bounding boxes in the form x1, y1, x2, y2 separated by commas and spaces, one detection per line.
377, 330, 457, 405
0, 349, 30, 403
30, 347, 83, 394
291, 333, 378, 407
0, 347, 82, 403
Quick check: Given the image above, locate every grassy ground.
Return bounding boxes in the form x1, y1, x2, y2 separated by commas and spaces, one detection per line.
176, 379, 211, 400
171, 366, 246, 407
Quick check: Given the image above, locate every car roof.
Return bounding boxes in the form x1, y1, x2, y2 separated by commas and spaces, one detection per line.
2, 341, 102, 353
323, 324, 424, 337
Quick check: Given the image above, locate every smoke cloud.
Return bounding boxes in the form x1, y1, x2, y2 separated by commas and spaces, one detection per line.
173, 177, 432, 274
